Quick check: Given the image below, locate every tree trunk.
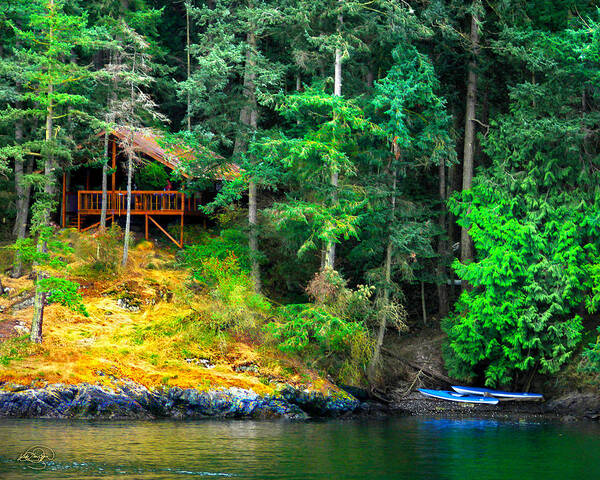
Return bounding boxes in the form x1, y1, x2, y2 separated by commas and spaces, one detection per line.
421, 281, 427, 326
12, 121, 31, 278
248, 179, 260, 292
437, 156, 449, 317
325, 5, 343, 269
186, 1, 192, 132
122, 149, 133, 267
367, 165, 397, 384
122, 51, 136, 267
100, 130, 109, 230
366, 66, 374, 88
460, 1, 481, 269
234, 28, 261, 292
12, 29, 31, 278
31, 77, 55, 344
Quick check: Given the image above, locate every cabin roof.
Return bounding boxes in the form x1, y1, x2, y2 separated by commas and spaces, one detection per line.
102, 128, 240, 180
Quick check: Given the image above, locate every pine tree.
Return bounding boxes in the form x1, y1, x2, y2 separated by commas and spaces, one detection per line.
0, 0, 93, 342
365, 43, 455, 381
443, 12, 600, 386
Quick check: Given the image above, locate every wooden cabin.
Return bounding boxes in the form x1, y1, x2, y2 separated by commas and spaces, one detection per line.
61, 129, 235, 247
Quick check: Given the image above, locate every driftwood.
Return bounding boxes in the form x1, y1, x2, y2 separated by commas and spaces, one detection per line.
382, 347, 458, 385
369, 387, 393, 404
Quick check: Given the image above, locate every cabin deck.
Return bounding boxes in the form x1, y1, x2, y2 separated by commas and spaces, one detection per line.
78, 190, 185, 215
71, 190, 189, 248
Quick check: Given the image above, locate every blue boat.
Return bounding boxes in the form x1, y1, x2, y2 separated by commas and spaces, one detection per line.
451, 386, 543, 401
418, 388, 499, 405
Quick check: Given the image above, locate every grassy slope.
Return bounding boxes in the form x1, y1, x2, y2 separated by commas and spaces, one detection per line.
0, 240, 327, 395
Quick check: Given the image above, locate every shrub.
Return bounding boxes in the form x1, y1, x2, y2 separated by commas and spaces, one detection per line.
181, 251, 270, 334
581, 327, 600, 375
177, 229, 250, 273
266, 304, 369, 355
72, 224, 123, 276
136, 162, 169, 190
13, 226, 88, 317
306, 267, 347, 305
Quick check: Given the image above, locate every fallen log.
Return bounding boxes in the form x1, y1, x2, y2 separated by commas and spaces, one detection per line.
381, 347, 458, 386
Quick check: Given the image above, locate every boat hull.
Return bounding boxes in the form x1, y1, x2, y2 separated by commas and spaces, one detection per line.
418, 389, 499, 405
451, 386, 543, 401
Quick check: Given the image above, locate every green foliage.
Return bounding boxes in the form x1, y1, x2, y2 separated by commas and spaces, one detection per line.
136, 162, 169, 190
265, 268, 376, 382
267, 304, 368, 354
38, 276, 88, 317
181, 250, 270, 333
373, 43, 455, 165
177, 229, 251, 274
72, 224, 123, 277
0, 335, 31, 367
443, 15, 600, 386
263, 87, 382, 258
12, 226, 88, 317
581, 327, 600, 375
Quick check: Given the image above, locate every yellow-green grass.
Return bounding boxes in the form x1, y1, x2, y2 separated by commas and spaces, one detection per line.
0, 238, 326, 394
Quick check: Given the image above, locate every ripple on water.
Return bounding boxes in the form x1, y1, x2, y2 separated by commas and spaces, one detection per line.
0, 417, 599, 480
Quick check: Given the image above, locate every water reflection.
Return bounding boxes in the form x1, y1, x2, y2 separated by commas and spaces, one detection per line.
0, 417, 598, 479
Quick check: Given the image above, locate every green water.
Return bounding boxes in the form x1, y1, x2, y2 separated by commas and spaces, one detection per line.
0, 417, 598, 479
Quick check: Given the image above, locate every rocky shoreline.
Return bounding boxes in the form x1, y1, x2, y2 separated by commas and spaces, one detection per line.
1, 379, 598, 421
391, 391, 600, 422
0, 380, 361, 420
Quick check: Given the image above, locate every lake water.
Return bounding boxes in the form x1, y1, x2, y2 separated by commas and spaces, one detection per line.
0, 417, 598, 479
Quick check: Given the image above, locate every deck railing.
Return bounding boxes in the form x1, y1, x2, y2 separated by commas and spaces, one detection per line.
78, 190, 185, 215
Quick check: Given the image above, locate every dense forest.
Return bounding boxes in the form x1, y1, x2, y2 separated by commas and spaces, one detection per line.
1, 0, 600, 392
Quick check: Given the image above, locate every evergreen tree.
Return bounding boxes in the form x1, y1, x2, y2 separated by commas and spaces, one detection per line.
443, 14, 600, 386
0, 0, 93, 342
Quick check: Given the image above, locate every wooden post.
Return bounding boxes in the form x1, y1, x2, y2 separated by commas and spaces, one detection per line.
180, 212, 184, 247
61, 172, 66, 228
145, 214, 148, 240
111, 138, 116, 191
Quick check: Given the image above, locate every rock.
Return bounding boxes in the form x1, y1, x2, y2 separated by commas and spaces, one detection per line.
544, 392, 600, 418
340, 384, 370, 402
14, 324, 29, 335
116, 297, 141, 312
185, 358, 215, 369
0, 381, 357, 420
10, 295, 34, 312
561, 415, 577, 423
235, 364, 260, 374
278, 385, 360, 417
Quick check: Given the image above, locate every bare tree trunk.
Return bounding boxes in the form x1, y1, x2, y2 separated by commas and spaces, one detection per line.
234, 27, 261, 292
437, 157, 449, 317
366, 65, 374, 88
248, 179, 260, 292
421, 281, 427, 326
325, 4, 343, 269
100, 130, 109, 230
122, 49, 136, 267
367, 165, 397, 384
186, 1, 192, 132
460, 1, 481, 270
12, 121, 30, 278
122, 149, 133, 267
